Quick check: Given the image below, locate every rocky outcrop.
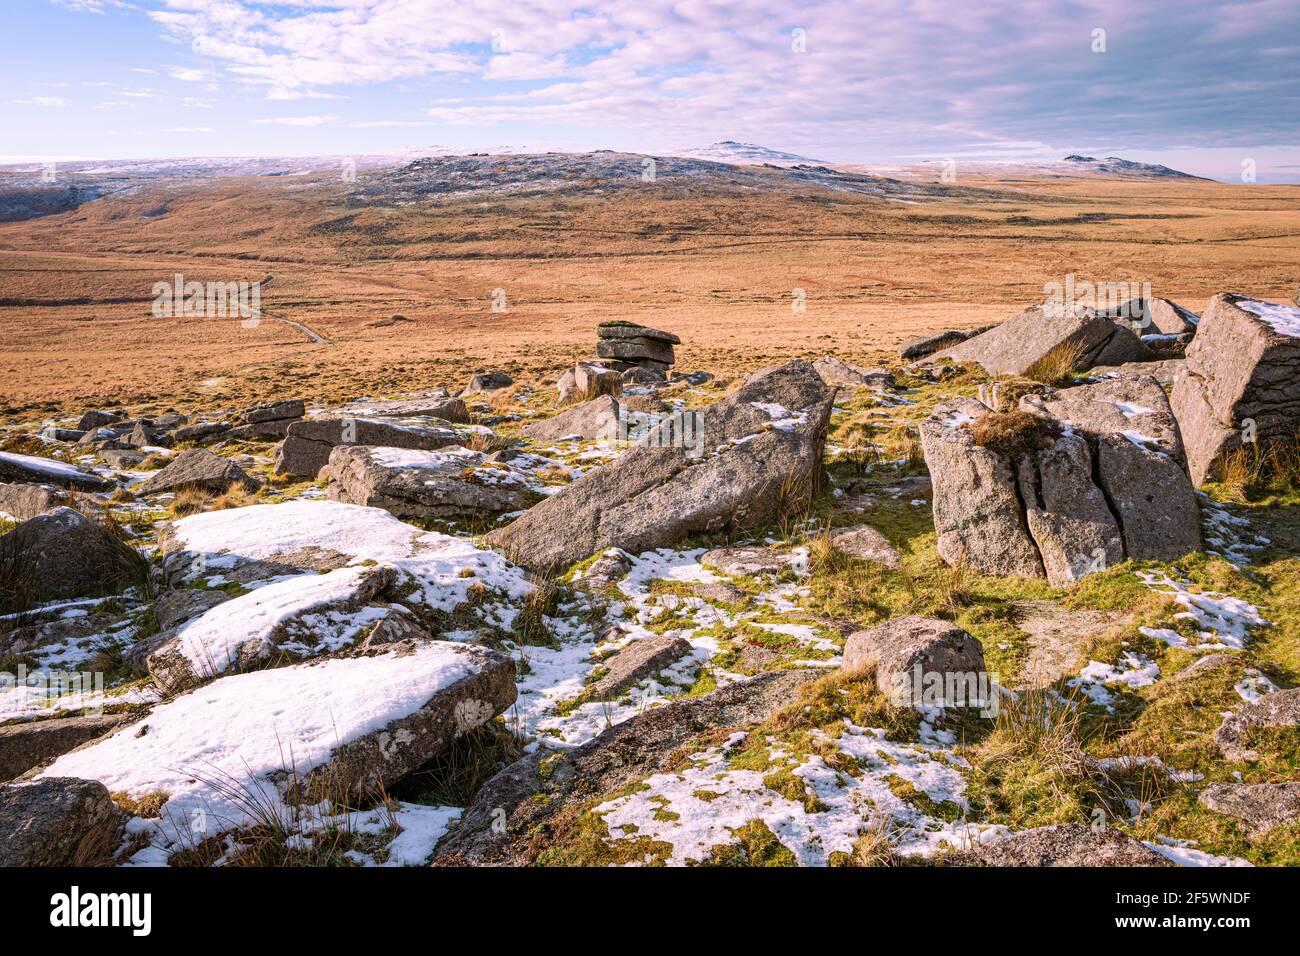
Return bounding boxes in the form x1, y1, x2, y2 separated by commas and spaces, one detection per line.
333, 396, 470, 424
922, 375, 1200, 585
487, 360, 835, 573
595, 322, 680, 375
829, 524, 901, 568
937, 302, 1148, 376
274, 417, 461, 478
900, 325, 997, 362
1170, 293, 1300, 484
136, 448, 261, 496
0, 714, 129, 782
0, 507, 143, 602
322, 445, 536, 519
433, 670, 818, 865
0, 778, 126, 866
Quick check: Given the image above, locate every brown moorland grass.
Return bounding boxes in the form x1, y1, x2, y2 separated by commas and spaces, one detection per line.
0, 171, 1297, 419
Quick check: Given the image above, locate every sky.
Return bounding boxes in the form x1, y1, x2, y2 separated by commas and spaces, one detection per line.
2, 0, 1298, 182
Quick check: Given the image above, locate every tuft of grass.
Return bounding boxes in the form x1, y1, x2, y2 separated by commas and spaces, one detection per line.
966, 410, 1060, 460
170, 485, 214, 517
1024, 339, 1085, 386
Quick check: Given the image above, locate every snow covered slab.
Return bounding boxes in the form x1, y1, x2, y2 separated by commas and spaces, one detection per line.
41, 641, 516, 859
146, 564, 396, 692
156, 500, 533, 627
0, 451, 111, 492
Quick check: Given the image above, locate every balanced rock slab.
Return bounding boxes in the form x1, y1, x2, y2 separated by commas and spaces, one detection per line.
488, 360, 834, 573
937, 302, 1147, 376
1170, 293, 1300, 484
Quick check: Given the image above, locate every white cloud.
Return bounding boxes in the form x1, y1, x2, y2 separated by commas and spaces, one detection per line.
166, 126, 216, 133
14, 96, 68, 107
252, 114, 340, 127
168, 66, 211, 82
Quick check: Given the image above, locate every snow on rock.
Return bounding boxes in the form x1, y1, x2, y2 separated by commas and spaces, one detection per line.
158, 499, 534, 627
148, 565, 395, 689
1235, 297, 1300, 338
42, 641, 515, 862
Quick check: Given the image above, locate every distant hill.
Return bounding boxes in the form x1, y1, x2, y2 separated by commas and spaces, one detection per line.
1060, 155, 1205, 180
670, 141, 825, 166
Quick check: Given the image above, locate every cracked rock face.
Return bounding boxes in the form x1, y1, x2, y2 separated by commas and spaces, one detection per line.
1170, 292, 1300, 485
922, 376, 1200, 586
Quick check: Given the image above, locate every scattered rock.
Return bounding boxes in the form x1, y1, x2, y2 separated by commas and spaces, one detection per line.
1102, 296, 1200, 336
1090, 359, 1185, 387
1215, 688, 1300, 763
842, 617, 986, 706
1013, 600, 1133, 689
322, 445, 535, 519
171, 421, 231, 444
900, 329, 972, 362
75, 410, 123, 431
461, 370, 513, 395
334, 396, 469, 424
100, 448, 147, 469
245, 399, 306, 424
0, 714, 129, 782
0, 777, 126, 866
1170, 293, 1300, 485
572, 549, 632, 590
689, 581, 748, 604
136, 448, 261, 497
0, 507, 143, 602
946, 824, 1171, 867
521, 395, 621, 443
701, 545, 800, 577
828, 524, 901, 568
589, 635, 693, 700
1197, 782, 1300, 837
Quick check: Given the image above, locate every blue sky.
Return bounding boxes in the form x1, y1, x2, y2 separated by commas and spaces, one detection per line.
3, 0, 1298, 182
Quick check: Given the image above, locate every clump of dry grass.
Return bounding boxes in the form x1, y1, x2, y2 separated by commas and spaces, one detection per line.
169, 485, 213, 517
888, 423, 925, 467
1215, 434, 1300, 499
211, 484, 257, 511
967, 410, 1060, 460
1024, 339, 1085, 386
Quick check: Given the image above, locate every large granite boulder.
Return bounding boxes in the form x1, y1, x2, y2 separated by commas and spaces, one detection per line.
321, 445, 536, 519
485, 360, 835, 573
0, 778, 126, 866
937, 302, 1147, 376
1198, 782, 1300, 837
0, 507, 143, 602
596, 322, 679, 374
136, 448, 261, 497
274, 417, 461, 478
1170, 293, 1300, 484
812, 356, 893, 388
0, 451, 111, 492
